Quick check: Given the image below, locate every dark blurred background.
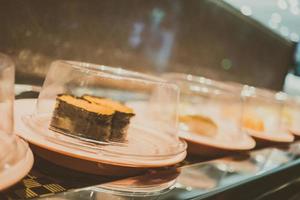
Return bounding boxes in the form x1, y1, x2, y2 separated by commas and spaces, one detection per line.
0, 0, 297, 90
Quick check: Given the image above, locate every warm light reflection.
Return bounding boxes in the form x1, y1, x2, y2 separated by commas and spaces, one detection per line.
278, 0, 288, 10
290, 32, 300, 41
280, 26, 290, 36
240, 5, 252, 16
271, 13, 282, 23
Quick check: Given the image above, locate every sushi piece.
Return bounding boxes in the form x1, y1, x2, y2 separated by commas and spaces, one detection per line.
83, 95, 135, 142
242, 114, 265, 132
179, 115, 218, 137
50, 94, 114, 142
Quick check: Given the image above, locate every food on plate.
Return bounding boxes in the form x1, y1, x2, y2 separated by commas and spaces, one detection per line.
50, 94, 114, 141
83, 95, 135, 142
179, 115, 218, 137
50, 94, 135, 142
242, 114, 264, 132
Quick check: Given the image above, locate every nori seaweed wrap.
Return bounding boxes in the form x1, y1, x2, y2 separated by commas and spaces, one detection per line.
83, 95, 135, 142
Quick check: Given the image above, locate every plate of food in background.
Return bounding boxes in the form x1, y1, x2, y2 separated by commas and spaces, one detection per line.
163, 73, 256, 157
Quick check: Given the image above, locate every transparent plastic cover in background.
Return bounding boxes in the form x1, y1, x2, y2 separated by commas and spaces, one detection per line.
31, 60, 185, 161
0, 53, 17, 171
241, 87, 288, 134
283, 96, 300, 133
162, 73, 245, 142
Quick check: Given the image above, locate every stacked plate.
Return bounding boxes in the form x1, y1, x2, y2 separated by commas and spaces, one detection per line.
0, 53, 33, 191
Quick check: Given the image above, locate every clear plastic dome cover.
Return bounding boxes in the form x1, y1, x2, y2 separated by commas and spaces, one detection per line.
25, 61, 186, 165
0, 54, 29, 177
162, 73, 249, 144
282, 96, 300, 134
192, 81, 292, 140
241, 87, 289, 135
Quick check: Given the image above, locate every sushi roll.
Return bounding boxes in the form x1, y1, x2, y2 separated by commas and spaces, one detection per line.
83, 95, 135, 142
179, 115, 218, 137
50, 94, 114, 142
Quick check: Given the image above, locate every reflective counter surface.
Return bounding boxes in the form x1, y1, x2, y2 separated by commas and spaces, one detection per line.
32, 142, 300, 200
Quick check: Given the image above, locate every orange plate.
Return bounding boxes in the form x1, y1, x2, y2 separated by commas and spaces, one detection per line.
179, 130, 256, 157
289, 128, 300, 138
29, 144, 146, 176
246, 129, 294, 147
14, 99, 186, 176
